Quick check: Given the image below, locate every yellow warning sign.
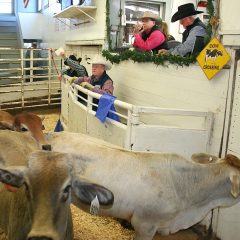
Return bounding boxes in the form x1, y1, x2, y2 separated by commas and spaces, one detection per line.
197, 37, 230, 80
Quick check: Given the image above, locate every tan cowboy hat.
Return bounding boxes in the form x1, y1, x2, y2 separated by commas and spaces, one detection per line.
90, 54, 112, 70
138, 11, 161, 22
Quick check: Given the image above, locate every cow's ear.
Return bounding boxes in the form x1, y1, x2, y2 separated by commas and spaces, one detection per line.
229, 174, 240, 198
0, 166, 26, 188
71, 176, 114, 206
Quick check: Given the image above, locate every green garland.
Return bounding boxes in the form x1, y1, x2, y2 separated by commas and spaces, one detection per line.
205, 0, 215, 43
103, 0, 215, 66
102, 49, 196, 66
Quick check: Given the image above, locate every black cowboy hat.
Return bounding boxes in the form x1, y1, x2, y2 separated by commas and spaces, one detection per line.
171, 3, 203, 22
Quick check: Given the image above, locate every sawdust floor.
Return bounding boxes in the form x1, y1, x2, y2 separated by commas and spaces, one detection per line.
0, 206, 199, 240
0, 107, 199, 240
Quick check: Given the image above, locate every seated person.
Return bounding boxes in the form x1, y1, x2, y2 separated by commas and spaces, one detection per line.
133, 11, 168, 54
60, 53, 88, 78
160, 21, 175, 41
61, 55, 79, 78
69, 54, 113, 95
159, 3, 207, 56
77, 57, 89, 77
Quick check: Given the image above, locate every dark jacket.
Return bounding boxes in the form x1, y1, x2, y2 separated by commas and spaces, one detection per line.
90, 71, 112, 88
182, 18, 206, 43
79, 71, 112, 111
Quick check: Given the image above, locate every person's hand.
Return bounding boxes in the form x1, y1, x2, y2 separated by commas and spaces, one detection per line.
58, 74, 62, 81
158, 49, 169, 55
60, 52, 66, 58
133, 22, 143, 34
80, 82, 94, 90
68, 77, 78, 84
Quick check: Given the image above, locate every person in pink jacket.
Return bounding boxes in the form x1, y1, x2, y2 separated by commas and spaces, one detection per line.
133, 11, 169, 54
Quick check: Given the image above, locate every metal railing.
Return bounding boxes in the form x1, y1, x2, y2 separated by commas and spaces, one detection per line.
0, 47, 61, 110
61, 79, 214, 157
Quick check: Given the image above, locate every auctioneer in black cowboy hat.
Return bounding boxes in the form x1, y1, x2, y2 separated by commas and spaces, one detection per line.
171, 3, 203, 22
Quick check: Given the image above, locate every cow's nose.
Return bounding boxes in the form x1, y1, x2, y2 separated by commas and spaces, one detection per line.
28, 237, 53, 240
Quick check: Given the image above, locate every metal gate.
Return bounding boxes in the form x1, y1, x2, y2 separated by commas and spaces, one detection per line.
0, 47, 61, 110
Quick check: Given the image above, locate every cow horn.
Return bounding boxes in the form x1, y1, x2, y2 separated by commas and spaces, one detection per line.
229, 174, 240, 198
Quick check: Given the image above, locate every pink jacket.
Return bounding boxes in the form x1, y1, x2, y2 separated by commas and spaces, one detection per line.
133, 29, 166, 51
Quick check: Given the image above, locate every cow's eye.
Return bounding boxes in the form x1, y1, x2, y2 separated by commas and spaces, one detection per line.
21, 127, 28, 132
61, 185, 71, 202
42, 125, 45, 130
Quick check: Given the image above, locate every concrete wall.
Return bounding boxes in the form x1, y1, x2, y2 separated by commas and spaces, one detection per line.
109, 60, 231, 158
219, 0, 240, 46
40, 0, 106, 49
18, 12, 43, 40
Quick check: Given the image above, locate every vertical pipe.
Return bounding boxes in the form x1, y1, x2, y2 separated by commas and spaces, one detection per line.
20, 48, 25, 108
48, 48, 52, 105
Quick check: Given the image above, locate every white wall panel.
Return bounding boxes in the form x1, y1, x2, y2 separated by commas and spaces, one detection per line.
110, 61, 231, 157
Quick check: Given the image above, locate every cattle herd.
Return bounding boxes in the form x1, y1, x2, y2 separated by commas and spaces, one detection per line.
0, 110, 240, 240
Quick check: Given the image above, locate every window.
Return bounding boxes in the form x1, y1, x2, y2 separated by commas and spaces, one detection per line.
0, 0, 13, 14
123, 1, 164, 45
125, 1, 162, 23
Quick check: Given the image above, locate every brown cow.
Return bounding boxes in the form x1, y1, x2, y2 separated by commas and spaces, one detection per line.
13, 112, 49, 146
0, 111, 49, 149
0, 130, 114, 240
0, 110, 14, 130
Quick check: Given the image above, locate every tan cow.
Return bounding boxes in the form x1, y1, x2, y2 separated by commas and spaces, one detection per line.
0, 130, 114, 240
47, 132, 240, 240
0, 110, 14, 130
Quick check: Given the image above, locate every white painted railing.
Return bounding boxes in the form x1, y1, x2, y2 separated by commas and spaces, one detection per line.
61, 79, 214, 158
